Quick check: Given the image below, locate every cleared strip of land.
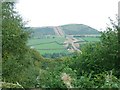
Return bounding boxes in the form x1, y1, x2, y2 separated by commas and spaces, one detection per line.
53, 27, 65, 36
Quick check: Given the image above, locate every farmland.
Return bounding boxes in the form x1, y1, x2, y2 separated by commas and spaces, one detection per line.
74, 36, 100, 42
28, 36, 68, 55
27, 24, 101, 57
3, 2, 120, 89
28, 36, 65, 46
28, 35, 100, 56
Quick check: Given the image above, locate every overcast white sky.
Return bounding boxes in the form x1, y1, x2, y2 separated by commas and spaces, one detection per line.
15, 0, 119, 31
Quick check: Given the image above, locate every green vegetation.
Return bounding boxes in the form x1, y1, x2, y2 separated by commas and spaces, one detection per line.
2, 2, 120, 89
28, 36, 65, 45
2, 2, 42, 88
27, 35, 100, 56
27, 22, 101, 56
74, 36, 100, 42
30, 27, 55, 36
28, 36, 67, 55
28, 24, 100, 38
81, 37, 100, 42
61, 24, 100, 35
38, 49, 65, 54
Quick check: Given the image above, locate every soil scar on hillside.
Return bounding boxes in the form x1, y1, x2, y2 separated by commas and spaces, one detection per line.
53, 27, 64, 37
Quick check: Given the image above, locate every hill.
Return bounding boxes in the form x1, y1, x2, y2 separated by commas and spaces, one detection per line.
28, 24, 100, 38
29, 27, 55, 38
27, 24, 101, 57
60, 24, 100, 35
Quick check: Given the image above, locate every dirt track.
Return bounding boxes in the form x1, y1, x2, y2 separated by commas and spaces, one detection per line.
53, 27, 81, 53
64, 36, 82, 53
53, 27, 64, 36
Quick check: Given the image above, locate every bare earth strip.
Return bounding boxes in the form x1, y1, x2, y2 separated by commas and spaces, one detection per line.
53, 27, 64, 36
53, 27, 81, 53
64, 36, 82, 53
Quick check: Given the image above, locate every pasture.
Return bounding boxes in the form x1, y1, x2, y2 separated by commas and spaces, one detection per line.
28, 35, 100, 55
28, 36, 68, 55
81, 37, 100, 42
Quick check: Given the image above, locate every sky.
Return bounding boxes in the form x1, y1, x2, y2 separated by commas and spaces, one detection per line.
15, 0, 119, 31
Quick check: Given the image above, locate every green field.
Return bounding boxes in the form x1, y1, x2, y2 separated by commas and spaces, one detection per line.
61, 24, 100, 35
28, 36, 65, 45
38, 49, 68, 55
74, 37, 85, 41
27, 24, 101, 55
81, 37, 100, 42
28, 36, 68, 55
28, 35, 100, 55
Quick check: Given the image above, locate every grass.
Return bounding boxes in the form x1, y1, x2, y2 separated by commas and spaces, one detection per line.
38, 49, 68, 55
35, 42, 67, 55
28, 35, 100, 55
28, 36, 65, 46
74, 37, 85, 41
28, 36, 67, 55
34, 43, 64, 49
81, 37, 100, 42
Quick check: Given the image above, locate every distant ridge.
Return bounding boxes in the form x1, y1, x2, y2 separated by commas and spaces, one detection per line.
60, 24, 100, 35
28, 24, 100, 37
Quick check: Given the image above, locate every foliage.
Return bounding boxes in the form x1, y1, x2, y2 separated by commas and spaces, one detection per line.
69, 25, 119, 76
1, 82, 24, 88
61, 24, 100, 35
2, 2, 120, 89
30, 27, 55, 38
36, 59, 66, 88
42, 52, 73, 58
2, 2, 43, 88
101, 71, 120, 88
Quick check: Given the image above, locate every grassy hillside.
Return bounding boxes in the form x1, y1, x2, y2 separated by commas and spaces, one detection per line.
27, 24, 101, 56
61, 24, 100, 35
28, 36, 68, 55
27, 24, 100, 37
27, 36, 65, 46
30, 27, 55, 38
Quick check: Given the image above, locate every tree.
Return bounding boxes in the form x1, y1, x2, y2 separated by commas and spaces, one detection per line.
68, 19, 120, 77
2, 2, 40, 87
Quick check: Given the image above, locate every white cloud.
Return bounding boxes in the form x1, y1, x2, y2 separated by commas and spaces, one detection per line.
15, 0, 119, 31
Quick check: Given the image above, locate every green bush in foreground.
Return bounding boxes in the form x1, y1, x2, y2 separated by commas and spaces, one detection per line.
2, 1, 120, 89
